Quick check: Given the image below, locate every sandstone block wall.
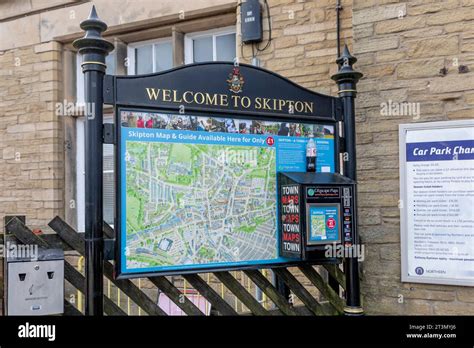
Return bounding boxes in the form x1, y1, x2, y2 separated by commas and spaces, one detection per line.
0, 42, 64, 232
352, 0, 474, 314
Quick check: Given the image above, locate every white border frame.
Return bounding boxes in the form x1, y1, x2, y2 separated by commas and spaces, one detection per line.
184, 26, 236, 64
399, 119, 474, 287
127, 37, 172, 75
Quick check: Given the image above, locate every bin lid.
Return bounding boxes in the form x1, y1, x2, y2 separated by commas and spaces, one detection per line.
6, 244, 64, 262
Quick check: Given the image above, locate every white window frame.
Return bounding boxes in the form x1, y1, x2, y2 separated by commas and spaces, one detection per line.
76, 117, 85, 232
127, 37, 173, 75
184, 26, 236, 64
76, 115, 115, 232
76, 54, 85, 104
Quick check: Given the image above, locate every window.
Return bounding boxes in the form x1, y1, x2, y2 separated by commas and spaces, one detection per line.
127, 38, 173, 75
184, 27, 236, 64
76, 116, 115, 232
74, 26, 236, 231
103, 136, 115, 227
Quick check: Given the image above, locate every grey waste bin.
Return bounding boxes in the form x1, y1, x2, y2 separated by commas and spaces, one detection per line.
6, 246, 64, 315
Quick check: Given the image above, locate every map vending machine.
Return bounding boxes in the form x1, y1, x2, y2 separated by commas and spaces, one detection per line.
278, 172, 357, 261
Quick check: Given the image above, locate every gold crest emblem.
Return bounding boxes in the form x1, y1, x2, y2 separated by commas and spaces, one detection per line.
227, 67, 244, 94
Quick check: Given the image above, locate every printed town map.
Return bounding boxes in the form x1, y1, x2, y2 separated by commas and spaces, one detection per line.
125, 140, 277, 269
310, 213, 326, 239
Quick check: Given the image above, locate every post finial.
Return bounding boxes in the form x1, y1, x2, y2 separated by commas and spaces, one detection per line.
331, 44, 363, 95
89, 5, 98, 19
338, 44, 357, 66
73, 5, 114, 71
78, 5, 108, 33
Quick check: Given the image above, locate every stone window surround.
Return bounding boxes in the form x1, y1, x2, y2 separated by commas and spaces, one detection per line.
59, 6, 237, 230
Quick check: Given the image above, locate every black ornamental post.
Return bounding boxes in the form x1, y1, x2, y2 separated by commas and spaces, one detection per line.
331, 45, 364, 315
73, 6, 114, 316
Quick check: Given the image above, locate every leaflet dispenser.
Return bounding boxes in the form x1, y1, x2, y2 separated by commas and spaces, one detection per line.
278, 172, 357, 261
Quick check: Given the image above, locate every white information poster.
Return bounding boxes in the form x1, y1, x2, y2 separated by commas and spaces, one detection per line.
399, 120, 474, 286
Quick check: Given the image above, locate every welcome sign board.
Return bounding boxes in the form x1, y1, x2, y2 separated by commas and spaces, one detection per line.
105, 62, 342, 278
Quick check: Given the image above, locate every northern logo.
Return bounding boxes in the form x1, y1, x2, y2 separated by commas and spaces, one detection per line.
415, 267, 424, 275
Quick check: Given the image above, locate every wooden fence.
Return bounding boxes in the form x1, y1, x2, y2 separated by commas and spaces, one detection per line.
2, 216, 346, 316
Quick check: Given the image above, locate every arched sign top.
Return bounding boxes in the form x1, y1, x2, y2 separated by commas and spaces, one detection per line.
104, 62, 341, 122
